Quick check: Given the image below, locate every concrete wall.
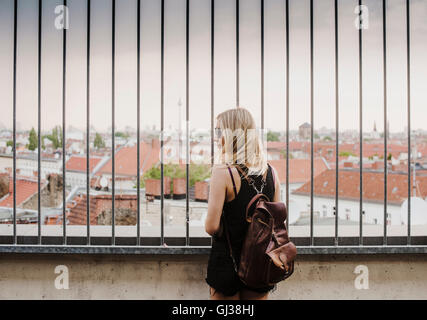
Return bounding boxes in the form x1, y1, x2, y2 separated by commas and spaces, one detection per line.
1, 253, 427, 299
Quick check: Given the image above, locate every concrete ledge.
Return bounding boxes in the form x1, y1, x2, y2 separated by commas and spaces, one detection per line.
1, 244, 427, 255
1, 252, 427, 299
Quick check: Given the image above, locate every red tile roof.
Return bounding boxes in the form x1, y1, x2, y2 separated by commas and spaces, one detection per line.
269, 158, 330, 184
66, 193, 138, 225
97, 140, 160, 177
269, 141, 410, 162
0, 176, 44, 208
293, 169, 427, 205
65, 156, 102, 173
66, 194, 98, 225
339, 143, 408, 159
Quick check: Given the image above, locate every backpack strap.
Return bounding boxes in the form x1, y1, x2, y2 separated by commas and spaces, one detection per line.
245, 193, 269, 222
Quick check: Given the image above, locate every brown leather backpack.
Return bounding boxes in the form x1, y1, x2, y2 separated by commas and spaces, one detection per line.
223, 164, 297, 288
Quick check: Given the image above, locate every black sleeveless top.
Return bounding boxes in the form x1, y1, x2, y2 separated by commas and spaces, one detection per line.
205, 163, 276, 296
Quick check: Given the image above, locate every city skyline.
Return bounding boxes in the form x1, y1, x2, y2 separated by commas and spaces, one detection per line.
0, 0, 426, 133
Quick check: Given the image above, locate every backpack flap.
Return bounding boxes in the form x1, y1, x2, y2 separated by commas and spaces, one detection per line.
266, 241, 297, 271
262, 201, 287, 230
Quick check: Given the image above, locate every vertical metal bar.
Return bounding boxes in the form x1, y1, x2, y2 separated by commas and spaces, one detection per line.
136, 0, 141, 246
211, 0, 215, 168
236, 0, 239, 107
111, 0, 116, 246
160, 0, 165, 246
62, 0, 67, 245
285, 0, 289, 232
383, 0, 388, 245
12, 0, 18, 245
261, 0, 264, 130
358, 0, 363, 246
86, 0, 91, 245
185, 0, 190, 246
406, 0, 411, 245
37, 0, 42, 245
334, 0, 339, 246
309, 0, 314, 246
210, 0, 214, 168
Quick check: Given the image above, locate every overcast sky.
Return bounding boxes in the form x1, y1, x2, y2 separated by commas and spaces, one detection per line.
0, 0, 426, 134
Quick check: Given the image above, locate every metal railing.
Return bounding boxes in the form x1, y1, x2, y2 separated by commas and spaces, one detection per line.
1, 0, 426, 255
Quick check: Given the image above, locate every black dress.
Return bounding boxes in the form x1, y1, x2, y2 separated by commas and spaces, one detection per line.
205, 163, 277, 296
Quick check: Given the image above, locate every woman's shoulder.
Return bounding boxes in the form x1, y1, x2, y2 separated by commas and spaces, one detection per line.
211, 164, 228, 173
211, 164, 240, 183
210, 164, 231, 180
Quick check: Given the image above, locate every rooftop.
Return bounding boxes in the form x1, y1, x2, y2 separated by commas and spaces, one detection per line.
293, 169, 427, 205
65, 156, 102, 173
269, 158, 330, 184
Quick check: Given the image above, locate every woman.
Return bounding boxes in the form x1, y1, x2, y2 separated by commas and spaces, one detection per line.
204, 107, 281, 300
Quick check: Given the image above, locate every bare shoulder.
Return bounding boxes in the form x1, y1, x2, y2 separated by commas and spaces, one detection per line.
210, 164, 229, 181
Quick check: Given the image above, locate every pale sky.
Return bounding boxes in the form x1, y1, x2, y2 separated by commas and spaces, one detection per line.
0, 0, 426, 134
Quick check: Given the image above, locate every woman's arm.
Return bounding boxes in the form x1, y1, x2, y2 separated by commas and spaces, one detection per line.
204, 166, 227, 236
271, 165, 281, 202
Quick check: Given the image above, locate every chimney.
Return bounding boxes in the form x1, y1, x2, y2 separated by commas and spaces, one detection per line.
151, 138, 160, 150
372, 161, 384, 170
47, 173, 63, 207
0, 173, 9, 198
343, 161, 353, 168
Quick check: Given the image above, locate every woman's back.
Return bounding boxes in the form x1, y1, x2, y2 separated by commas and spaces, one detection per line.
215, 163, 275, 257
205, 107, 278, 299
205, 163, 277, 297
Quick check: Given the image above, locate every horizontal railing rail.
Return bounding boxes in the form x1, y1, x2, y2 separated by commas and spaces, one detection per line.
1, 0, 425, 254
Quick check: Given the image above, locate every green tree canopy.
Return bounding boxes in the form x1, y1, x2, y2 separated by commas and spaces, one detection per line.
46, 126, 63, 150
339, 151, 356, 157
94, 133, 105, 149
267, 131, 280, 142
28, 127, 38, 151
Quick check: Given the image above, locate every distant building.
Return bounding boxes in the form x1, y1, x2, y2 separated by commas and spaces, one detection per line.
299, 122, 311, 140
95, 139, 161, 190
268, 158, 330, 201
292, 169, 427, 226
65, 155, 105, 188
66, 193, 138, 226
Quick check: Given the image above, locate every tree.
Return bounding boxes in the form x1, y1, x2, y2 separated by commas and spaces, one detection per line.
115, 131, 130, 139
140, 163, 211, 189
94, 133, 105, 149
339, 151, 356, 157
45, 126, 62, 150
28, 127, 38, 151
267, 131, 280, 142
323, 136, 332, 141
6, 140, 13, 148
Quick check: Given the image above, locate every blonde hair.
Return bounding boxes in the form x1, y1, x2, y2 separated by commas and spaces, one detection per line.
215, 107, 268, 175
